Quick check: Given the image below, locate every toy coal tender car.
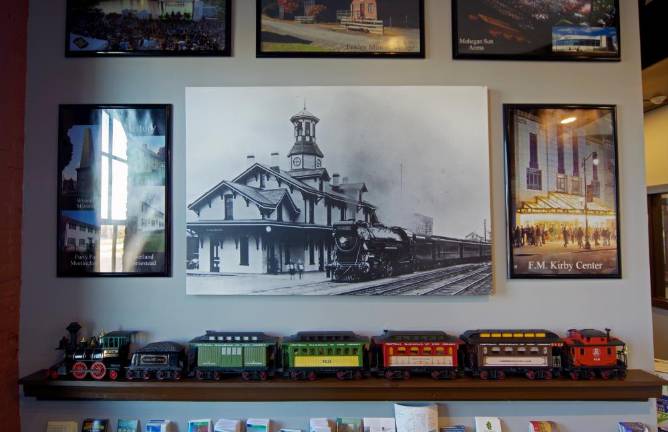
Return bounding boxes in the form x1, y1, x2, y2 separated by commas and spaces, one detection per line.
49, 324, 628, 381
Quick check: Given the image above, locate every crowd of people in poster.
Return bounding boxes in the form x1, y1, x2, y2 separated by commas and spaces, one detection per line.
67, 0, 229, 54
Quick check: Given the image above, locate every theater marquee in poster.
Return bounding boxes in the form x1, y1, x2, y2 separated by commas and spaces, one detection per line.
504, 104, 621, 278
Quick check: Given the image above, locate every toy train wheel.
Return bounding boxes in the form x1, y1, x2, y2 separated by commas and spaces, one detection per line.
259, 371, 268, 381
213, 372, 222, 381
431, 370, 442, 380
174, 371, 181, 381
49, 369, 60, 380
587, 370, 596, 380
241, 371, 251, 381
90, 362, 107, 380
402, 370, 411, 380
142, 370, 151, 380
354, 370, 363, 380
601, 370, 612, 380
196, 370, 205, 380
108, 370, 119, 381
526, 370, 536, 380
496, 370, 506, 380
569, 371, 579, 380
156, 370, 166, 381
544, 371, 553, 380
126, 370, 134, 380
307, 371, 317, 381
479, 370, 489, 380
71, 362, 87, 380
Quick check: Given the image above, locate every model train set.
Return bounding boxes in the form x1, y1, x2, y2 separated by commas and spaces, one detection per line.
328, 221, 492, 282
49, 323, 627, 383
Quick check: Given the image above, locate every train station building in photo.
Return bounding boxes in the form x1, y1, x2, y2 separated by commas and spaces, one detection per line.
187, 107, 377, 275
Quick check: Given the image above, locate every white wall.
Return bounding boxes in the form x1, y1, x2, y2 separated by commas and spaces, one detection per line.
20, 1, 656, 431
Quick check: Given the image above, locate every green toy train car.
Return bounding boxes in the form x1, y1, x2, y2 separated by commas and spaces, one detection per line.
281, 331, 369, 380
189, 331, 279, 381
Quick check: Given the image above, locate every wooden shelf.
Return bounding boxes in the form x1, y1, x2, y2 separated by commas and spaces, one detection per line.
19, 369, 666, 402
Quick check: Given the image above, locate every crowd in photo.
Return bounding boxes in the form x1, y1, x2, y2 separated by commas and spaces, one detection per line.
513, 224, 616, 249
70, 10, 226, 51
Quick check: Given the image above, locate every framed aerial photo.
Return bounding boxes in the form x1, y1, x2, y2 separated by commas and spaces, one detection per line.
57, 105, 172, 277
65, 0, 231, 57
186, 86, 492, 296
452, 0, 621, 61
256, 0, 425, 58
504, 104, 621, 279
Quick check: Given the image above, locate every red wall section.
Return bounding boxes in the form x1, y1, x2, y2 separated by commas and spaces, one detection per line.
0, 0, 28, 430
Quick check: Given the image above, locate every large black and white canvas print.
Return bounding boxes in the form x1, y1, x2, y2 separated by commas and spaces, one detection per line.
186, 87, 492, 295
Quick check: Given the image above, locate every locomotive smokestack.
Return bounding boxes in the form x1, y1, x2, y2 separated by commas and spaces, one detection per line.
246, 155, 256, 167
332, 173, 340, 186
605, 328, 611, 340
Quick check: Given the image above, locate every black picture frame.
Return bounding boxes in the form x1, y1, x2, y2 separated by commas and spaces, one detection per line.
256, 0, 425, 58
57, 104, 172, 277
503, 104, 622, 279
65, 0, 232, 57
452, 0, 621, 62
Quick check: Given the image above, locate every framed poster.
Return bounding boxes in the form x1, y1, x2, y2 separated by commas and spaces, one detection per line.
452, 0, 621, 61
65, 0, 231, 57
58, 104, 172, 277
186, 86, 492, 295
256, 0, 425, 58
504, 104, 621, 278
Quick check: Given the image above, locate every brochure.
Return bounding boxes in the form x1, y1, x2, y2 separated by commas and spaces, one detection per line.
117, 420, 140, 432
214, 419, 242, 432
618, 423, 649, 432
474, 417, 502, 432
528, 421, 557, 432
81, 419, 109, 432
310, 418, 332, 432
146, 420, 176, 432
247, 419, 271, 432
47, 421, 78, 432
394, 403, 438, 432
189, 419, 212, 432
337, 418, 362, 432
363, 418, 396, 432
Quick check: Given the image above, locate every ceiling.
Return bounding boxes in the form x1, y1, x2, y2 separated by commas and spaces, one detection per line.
643, 57, 668, 113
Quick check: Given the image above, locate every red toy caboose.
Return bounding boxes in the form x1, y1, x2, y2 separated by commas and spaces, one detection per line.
371, 330, 462, 380
562, 329, 627, 380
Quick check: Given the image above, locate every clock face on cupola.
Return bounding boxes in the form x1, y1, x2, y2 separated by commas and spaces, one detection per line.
287, 105, 325, 172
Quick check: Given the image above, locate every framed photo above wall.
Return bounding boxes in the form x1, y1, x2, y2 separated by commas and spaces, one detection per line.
452, 0, 621, 61
186, 86, 491, 295
256, 0, 425, 58
65, 0, 231, 57
504, 104, 621, 279
57, 105, 172, 277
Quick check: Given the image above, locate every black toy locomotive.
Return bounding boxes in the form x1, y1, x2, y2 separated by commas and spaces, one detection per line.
50, 322, 134, 381
328, 220, 492, 281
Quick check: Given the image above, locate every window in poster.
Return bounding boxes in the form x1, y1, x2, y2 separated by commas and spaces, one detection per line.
65, 0, 231, 57
452, 0, 621, 61
57, 105, 172, 277
504, 104, 621, 278
256, 0, 425, 58
186, 86, 492, 295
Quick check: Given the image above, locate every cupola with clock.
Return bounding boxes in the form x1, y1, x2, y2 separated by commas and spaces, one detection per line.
287, 105, 325, 171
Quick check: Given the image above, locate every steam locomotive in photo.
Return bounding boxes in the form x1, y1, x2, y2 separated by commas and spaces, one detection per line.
328, 220, 492, 282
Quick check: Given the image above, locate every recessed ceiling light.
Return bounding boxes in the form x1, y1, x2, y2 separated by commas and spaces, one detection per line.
560, 117, 577, 125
